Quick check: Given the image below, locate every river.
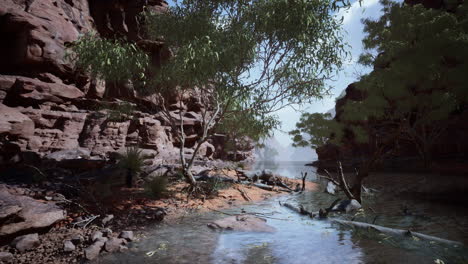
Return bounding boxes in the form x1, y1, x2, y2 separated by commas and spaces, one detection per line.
94, 161, 468, 264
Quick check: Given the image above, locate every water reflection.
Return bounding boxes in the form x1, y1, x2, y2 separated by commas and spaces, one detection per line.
251, 160, 317, 180
95, 162, 468, 264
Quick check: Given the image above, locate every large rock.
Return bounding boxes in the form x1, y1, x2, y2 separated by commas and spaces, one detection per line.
0, 185, 65, 237
11, 233, 40, 252
45, 148, 91, 161
0, 103, 34, 138
0, 0, 254, 165
207, 215, 276, 233
332, 199, 362, 213
0, 252, 14, 262
4, 76, 84, 106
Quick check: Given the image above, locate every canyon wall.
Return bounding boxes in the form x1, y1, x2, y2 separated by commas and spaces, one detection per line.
0, 0, 253, 169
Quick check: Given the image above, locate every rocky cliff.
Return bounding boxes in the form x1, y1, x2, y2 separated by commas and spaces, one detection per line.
0, 0, 253, 170
314, 0, 468, 172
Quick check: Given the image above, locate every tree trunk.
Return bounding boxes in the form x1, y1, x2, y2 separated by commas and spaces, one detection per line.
350, 169, 368, 204
184, 167, 197, 186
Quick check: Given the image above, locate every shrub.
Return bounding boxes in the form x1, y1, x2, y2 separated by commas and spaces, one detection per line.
145, 176, 168, 199
118, 146, 144, 187
199, 177, 232, 197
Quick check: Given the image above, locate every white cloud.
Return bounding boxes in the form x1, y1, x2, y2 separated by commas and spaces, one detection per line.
338, 0, 380, 25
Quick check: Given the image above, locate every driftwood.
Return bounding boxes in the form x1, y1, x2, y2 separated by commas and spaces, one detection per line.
235, 186, 252, 202
281, 202, 463, 247
330, 219, 464, 247
299, 172, 308, 192
253, 183, 291, 193
282, 202, 316, 218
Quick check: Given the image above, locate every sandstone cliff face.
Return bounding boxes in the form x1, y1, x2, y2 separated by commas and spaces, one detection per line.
0, 0, 253, 168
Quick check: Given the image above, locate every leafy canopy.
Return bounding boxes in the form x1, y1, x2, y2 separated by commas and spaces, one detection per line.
292, 0, 468, 151
70, 0, 349, 144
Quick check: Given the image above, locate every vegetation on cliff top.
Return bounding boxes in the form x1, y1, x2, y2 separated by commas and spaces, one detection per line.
70, 0, 350, 185
291, 0, 468, 199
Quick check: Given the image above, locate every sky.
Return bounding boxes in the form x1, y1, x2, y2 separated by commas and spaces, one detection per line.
165, 0, 386, 148
273, 0, 385, 146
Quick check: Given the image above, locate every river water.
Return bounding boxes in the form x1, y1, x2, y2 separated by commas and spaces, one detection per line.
95, 161, 468, 264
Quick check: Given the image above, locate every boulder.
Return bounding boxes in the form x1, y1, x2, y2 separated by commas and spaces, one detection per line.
207, 215, 276, 233
332, 199, 362, 213
0, 186, 65, 237
11, 233, 40, 252
46, 148, 91, 161
6, 77, 84, 105
0, 103, 34, 138
119, 231, 134, 241
0, 252, 14, 262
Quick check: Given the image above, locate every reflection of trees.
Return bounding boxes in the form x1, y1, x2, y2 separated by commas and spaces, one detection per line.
254, 160, 280, 172
346, 225, 450, 264
243, 242, 278, 264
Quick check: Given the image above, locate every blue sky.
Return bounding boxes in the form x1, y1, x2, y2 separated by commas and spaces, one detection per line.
166, 0, 386, 146
274, 0, 385, 146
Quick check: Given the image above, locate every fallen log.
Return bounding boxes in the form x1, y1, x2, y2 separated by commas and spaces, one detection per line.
281, 202, 464, 247
282, 202, 316, 218
330, 219, 463, 246
253, 183, 273, 191
253, 183, 291, 193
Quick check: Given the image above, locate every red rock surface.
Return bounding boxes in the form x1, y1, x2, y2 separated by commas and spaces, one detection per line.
0, 0, 253, 167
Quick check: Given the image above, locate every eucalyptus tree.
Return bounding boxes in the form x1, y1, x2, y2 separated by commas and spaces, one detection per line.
352, 0, 468, 167
70, 0, 349, 186
291, 0, 468, 200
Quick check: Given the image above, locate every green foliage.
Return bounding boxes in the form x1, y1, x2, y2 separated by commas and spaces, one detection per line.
291, 0, 468, 166
69, 0, 349, 176
199, 177, 232, 197
67, 32, 149, 84
143, 0, 347, 118
118, 147, 144, 175
290, 112, 347, 149
145, 176, 168, 199
356, 0, 468, 112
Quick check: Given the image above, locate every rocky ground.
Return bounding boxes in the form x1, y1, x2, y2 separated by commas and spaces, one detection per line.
0, 165, 317, 264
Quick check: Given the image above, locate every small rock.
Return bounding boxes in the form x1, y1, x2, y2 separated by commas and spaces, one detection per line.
104, 238, 125, 253
325, 181, 337, 195
91, 231, 103, 242
84, 242, 104, 260
0, 252, 13, 262
101, 214, 114, 226
95, 237, 108, 244
11, 233, 40, 252
70, 234, 84, 245
119, 231, 134, 241
101, 228, 113, 237
119, 245, 128, 252
63, 240, 75, 252
332, 199, 362, 213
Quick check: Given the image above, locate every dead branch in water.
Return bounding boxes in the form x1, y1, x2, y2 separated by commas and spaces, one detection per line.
300, 172, 308, 192
281, 202, 463, 247
330, 219, 463, 247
